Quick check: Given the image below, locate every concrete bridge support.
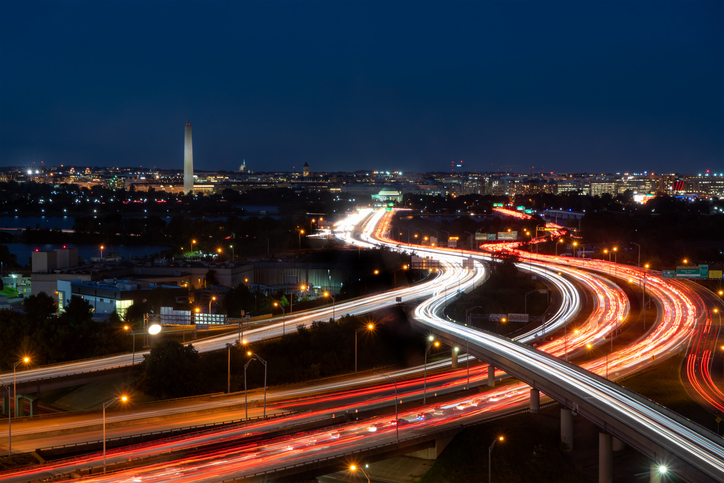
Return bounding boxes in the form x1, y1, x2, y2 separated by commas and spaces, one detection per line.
650, 463, 664, 483
487, 365, 495, 387
612, 436, 625, 452
530, 388, 540, 414
560, 408, 573, 451
15, 395, 39, 417
599, 432, 612, 483
451, 350, 458, 369
408, 433, 456, 460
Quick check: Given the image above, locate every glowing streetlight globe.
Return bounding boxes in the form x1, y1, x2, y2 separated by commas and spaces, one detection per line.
148, 324, 162, 335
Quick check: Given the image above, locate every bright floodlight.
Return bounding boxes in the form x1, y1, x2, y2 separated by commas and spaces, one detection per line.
148, 324, 162, 335
658, 465, 668, 474
350, 465, 357, 471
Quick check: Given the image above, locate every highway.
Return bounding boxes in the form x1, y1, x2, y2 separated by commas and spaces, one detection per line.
1, 208, 721, 482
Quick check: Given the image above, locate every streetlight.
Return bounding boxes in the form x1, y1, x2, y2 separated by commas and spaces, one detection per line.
100, 245, 104, 259
355, 323, 375, 372
226, 342, 234, 393
423, 336, 440, 404
630, 242, 641, 267
103, 394, 129, 473
323, 291, 336, 321
244, 351, 268, 419
298, 229, 305, 250
191, 239, 196, 255
349, 464, 371, 483
564, 327, 579, 362
123, 325, 136, 366
209, 296, 216, 313
489, 436, 504, 483
13, 357, 30, 419
374, 371, 399, 445
230, 244, 234, 263
2, 383, 11, 461
273, 301, 286, 335
572, 241, 578, 257
586, 343, 609, 378
556, 238, 564, 256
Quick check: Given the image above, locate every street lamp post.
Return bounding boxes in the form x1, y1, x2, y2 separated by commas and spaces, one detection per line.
2, 383, 11, 461
209, 296, 216, 313
230, 244, 234, 263
244, 351, 268, 419
13, 357, 29, 419
103, 395, 129, 473
630, 242, 641, 267
124, 326, 136, 365
423, 336, 440, 404
273, 302, 286, 335
464, 231, 474, 250
226, 342, 234, 393
374, 372, 399, 445
349, 464, 371, 483
355, 323, 375, 372
586, 343, 609, 378
100, 245, 104, 259
489, 436, 504, 483
556, 238, 564, 256
324, 291, 336, 321
298, 229, 304, 250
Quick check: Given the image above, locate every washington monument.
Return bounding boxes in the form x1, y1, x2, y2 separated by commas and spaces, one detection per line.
184, 121, 193, 193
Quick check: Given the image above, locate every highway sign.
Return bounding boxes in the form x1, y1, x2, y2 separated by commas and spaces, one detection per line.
662, 270, 675, 278
507, 313, 529, 323
676, 265, 709, 278
709, 270, 722, 279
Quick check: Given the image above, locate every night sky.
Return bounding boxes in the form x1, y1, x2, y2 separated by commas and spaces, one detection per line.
1, 1, 722, 175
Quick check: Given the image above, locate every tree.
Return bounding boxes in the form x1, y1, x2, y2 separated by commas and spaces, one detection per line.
137, 340, 204, 399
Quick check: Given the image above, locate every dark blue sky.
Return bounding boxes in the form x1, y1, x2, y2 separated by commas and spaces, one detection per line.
1, 1, 722, 174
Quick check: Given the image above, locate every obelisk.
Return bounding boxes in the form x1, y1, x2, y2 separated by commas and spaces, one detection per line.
184, 121, 193, 194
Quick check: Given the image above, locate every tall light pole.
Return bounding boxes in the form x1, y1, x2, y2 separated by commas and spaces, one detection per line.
349, 464, 371, 483
226, 342, 234, 393
2, 383, 11, 461
103, 395, 129, 473
273, 302, 286, 335
630, 242, 641, 267
100, 245, 104, 259
298, 229, 304, 250
244, 351, 268, 419
556, 238, 564, 256
324, 291, 336, 321
123, 326, 136, 366
586, 343, 609, 378
489, 436, 504, 483
355, 323, 375, 372
374, 371, 399, 445
13, 357, 29, 419
423, 336, 440, 404
209, 296, 216, 313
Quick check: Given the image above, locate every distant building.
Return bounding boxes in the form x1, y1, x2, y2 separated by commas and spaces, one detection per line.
57, 279, 187, 318
303, 162, 310, 177
371, 188, 403, 205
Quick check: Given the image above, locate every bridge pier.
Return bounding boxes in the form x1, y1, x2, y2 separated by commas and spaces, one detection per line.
650, 463, 663, 483
612, 436, 625, 452
451, 350, 458, 369
530, 388, 540, 414
560, 408, 573, 451
599, 432, 612, 483
407, 433, 456, 460
15, 395, 39, 417
487, 365, 495, 387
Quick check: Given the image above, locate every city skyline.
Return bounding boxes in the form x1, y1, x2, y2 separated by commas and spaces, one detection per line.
1, 1, 722, 175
